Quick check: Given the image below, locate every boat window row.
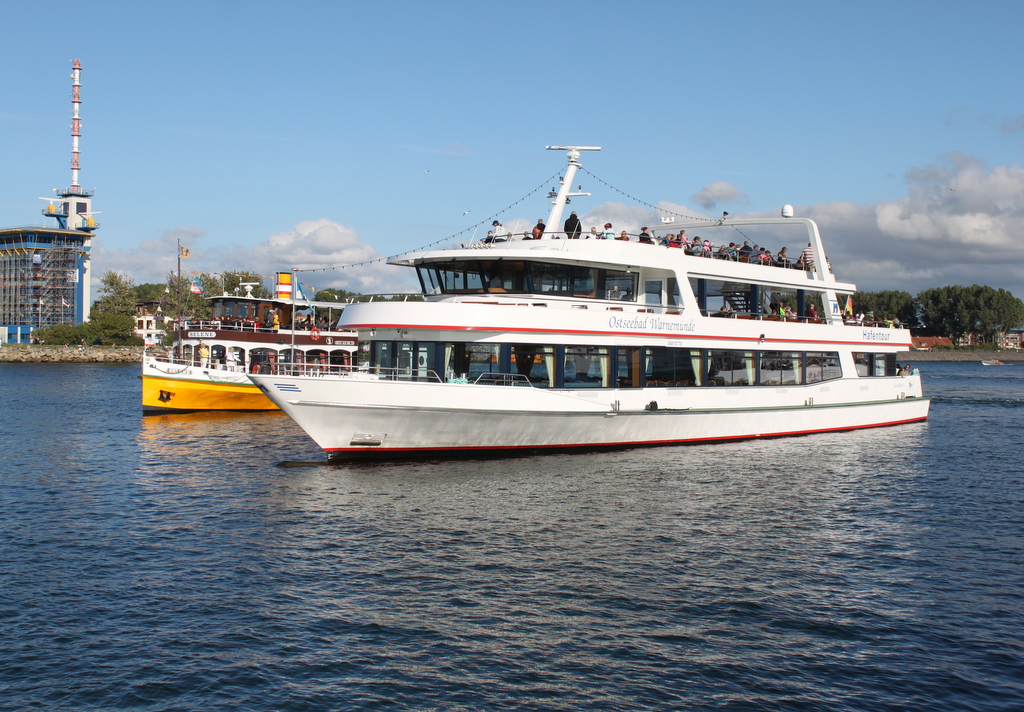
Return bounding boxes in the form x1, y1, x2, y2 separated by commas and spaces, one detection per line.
177, 344, 353, 371
417, 260, 644, 302
369, 340, 896, 388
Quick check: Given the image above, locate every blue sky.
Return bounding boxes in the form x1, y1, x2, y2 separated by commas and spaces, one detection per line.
2, 0, 1023, 298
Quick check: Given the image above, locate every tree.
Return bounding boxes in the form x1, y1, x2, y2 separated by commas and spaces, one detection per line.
93, 270, 138, 317
222, 271, 271, 299
135, 282, 169, 303
917, 286, 972, 340
33, 323, 83, 345
971, 285, 1024, 343
853, 290, 919, 327
87, 312, 140, 345
917, 284, 1024, 343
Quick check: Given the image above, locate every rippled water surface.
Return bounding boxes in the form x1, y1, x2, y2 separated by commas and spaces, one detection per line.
1, 362, 1022, 710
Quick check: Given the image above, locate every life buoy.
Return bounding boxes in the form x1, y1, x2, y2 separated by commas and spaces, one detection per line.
309, 327, 321, 342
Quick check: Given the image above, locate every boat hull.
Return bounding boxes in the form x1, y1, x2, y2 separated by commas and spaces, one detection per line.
142, 357, 278, 413
250, 373, 930, 460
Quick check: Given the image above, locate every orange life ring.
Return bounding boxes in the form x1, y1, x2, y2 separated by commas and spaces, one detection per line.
309, 327, 321, 342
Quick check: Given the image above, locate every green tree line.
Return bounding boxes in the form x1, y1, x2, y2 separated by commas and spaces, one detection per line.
32, 270, 273, 345
855, 285, 1024, 343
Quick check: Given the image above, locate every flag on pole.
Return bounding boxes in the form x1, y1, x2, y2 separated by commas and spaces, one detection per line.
179, 246, 191, 258
191, 282, 202, 294
62, 298, 70, 307
844, 295, 854, 316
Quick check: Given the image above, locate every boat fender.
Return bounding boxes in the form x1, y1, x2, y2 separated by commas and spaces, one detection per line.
310, 327, 321, 342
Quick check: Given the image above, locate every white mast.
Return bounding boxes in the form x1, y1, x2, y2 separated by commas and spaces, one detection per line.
543, 145, 600, 238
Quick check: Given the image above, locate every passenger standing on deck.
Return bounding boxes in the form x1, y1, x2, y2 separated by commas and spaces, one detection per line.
491, 220, 506, 241
800, 243, 815, 269
197, 341, 210, 368
638, 227, 653, 244
532, 219, 546, 240
563, 211, 582, 239
587, 226, 600, 239
601, 223, 615, 239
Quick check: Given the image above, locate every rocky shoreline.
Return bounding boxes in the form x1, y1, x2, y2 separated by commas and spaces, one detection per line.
0, 345, 145, 363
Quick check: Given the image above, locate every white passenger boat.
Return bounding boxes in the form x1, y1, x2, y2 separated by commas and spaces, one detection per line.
249, 146, 930, 460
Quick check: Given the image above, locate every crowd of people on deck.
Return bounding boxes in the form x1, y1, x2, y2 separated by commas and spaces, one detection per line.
481, 215, 816, 269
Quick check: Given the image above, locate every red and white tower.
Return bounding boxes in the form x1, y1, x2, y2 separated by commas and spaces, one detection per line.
44, 59, 98, 235
70, 58, 82, 191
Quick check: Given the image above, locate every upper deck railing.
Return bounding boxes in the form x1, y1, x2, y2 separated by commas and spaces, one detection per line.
464, 230, 818, 271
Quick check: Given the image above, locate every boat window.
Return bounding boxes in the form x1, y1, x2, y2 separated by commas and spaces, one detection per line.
443, 343, 500, 381
617, 346, 643, 388
645, 347, 703, 386
854, 353, 870, 377
396, 341, 436, 381
248, 348, 277, 372
434, 262, 486, 294
882, 353, 896, 376
602, 270, 636, 301
667, 277, 682, 308
805, 352, 842, 383
563, 346, 611, 388
759, 351, 803, 385
236, 301, 250, 319
280, 349, 304, 367
328, 349, 352, 367
418, 265, 442, 295
373, 341, 393, 371
644, 280, 662, 307
480, 261, 527, 293
211, 345, 226, 364
857, 352, 900, 377
511, 344, 556, 387
213, 302, 223, 318
530, 263, 573, 294
708, 350, 756, 386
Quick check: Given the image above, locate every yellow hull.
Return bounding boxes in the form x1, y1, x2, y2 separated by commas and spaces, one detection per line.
142, 372, 279, 413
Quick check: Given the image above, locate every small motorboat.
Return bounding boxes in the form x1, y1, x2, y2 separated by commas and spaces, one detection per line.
981, 360, 1007, 366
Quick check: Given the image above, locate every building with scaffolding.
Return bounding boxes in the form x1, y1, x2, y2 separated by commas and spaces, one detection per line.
0, 60, 95, 344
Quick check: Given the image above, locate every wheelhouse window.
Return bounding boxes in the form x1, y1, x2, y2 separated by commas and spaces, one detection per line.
435, 262, 485, 293
602, 270, 636, 301
481, 261, 527, 293
416, 259, 634, 301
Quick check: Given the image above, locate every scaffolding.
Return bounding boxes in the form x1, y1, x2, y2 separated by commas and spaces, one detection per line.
0, 230, 88, 329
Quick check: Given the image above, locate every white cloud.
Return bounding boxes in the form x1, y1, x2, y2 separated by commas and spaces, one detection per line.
800, 153, 1024, 296
690, 181, 750, 211
92, 219, 417, 295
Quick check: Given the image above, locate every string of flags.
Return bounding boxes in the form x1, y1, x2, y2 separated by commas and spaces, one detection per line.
169, 165, 699, 283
